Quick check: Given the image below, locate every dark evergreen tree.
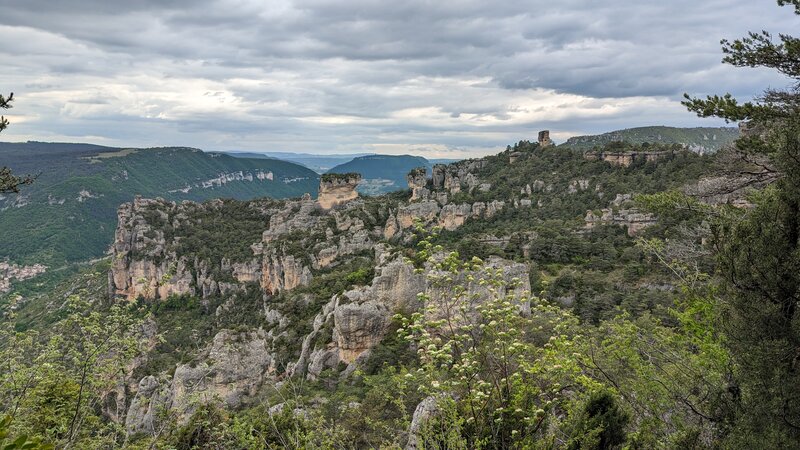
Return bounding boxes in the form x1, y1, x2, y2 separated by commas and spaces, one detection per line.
0, 92, 35, 194
567, 390, 629, 450
684, 1, 800, 445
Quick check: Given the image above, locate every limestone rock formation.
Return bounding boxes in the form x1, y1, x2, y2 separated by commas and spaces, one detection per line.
406, 396, 442, 449
385, 200, 505, 238
262, 250, 312, 294
318, 173, 362, 209
125, 375, 173, 435
297, 251, 529, 381
126, 329, 273, 433
407, 167, 430, 201
538, 129, 554, 148
584, 208, 656, 236
110, 198, 196, 301
333, 302, 391, 363
586, 149, 672, 167
172, 329, 272, 410
426, 255, 531, 320
431, 160, 487, 193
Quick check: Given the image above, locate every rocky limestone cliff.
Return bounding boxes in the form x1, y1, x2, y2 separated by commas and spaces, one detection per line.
297, 247, 529, 381
111, 198, 196, 301
126, 329, 273, 433
318, 173, 362, 209
123, 241, 518, 433
586, 149, 673, 167
407, 167, 430, 201
261, 249, 313, 294
431, 160, 487, 194
584, 194, 656, 235
384, 199, 505, 238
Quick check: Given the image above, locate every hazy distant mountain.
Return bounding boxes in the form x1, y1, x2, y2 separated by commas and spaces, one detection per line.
226, 151, 377, 173
0, 142, 318, 267
429, 158, 462, 165
327, 154, 433, 195
562, 126, 739, 153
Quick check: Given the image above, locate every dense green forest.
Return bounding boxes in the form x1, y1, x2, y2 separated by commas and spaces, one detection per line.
562, 126, 739, 153
0, 143, 319, 266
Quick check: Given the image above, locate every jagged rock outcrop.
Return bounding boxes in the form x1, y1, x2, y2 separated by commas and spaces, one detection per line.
232, 260, 261, 283
333, 302, 391, 363
538, 129, 554, 148
584, 208, 655, 236
406, 396, 442, 449
407, 167, 430, 201
438, 203, 474, 230
298, 251, 529, 380
584, 193, 656, 235
302, 253, 426, 373
318, 173, 362, 209
126, 329, 273, 433
385, 200, 505, 238
568, 179, 590, 194
263, 195, 319, 242
125, 375, 173, 435
431, 160, 487, 193
262, 250, 312, 294
172, 329, 272, 411
586, 150, 672, 167
110, 198, 197, 301
395, 200, 441, 229
426, 256, 531, 319
314, 229, 373, 269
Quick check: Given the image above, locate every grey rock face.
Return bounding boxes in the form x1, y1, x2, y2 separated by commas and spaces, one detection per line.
125, 375, 173, 436
406, 396, 442, 449
333, 302, 391, 364
126, 329, 273, 435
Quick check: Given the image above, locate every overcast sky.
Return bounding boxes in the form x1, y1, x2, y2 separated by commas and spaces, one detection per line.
0, 0, 795, 158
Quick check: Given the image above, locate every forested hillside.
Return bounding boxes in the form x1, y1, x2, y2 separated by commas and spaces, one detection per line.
0, 143, 318, 268
563, 125, 739, 153
227, 151, 376, 173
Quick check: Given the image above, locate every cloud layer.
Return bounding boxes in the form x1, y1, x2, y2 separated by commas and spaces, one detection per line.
0, 0, 795, 157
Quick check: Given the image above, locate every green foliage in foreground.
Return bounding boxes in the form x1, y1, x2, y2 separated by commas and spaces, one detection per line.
0, 296, 145, 448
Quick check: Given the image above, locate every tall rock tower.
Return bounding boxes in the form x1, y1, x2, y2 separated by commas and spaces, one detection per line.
538, 130, 554, 148
317, 173, 361, 209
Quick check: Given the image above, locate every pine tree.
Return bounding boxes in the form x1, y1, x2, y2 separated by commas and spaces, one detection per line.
0, 92, 35, 194
683, 1, 800, 444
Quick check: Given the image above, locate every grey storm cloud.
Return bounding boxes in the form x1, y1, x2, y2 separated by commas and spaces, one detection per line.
0, 0, 796, 157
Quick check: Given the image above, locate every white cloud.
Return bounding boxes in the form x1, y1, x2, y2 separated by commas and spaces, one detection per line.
0, 0, 795, 158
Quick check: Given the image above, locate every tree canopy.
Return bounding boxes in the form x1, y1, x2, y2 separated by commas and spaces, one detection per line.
0, 92, 35, 194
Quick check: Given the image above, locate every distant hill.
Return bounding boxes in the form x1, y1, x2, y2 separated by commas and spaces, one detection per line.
0, 142, 318, 267
327, 154, 432, 195
429, 158, 461, 165
226, 151, 376, 173
562, 126, 739, 153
